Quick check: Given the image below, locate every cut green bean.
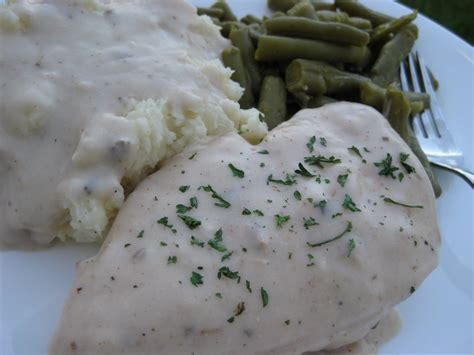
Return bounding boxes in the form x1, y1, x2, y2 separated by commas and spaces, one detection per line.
335, 0, 393, 26
255, 35, 370, 66
371, 27, 417, 87
222, 46, 255, 109
309, 0, 336, 11
230, 28, 262, 95
197, 7, 225, 19
258, 75, 287, 129
264, 16, 370, 46
360, 81, 429, 115
241, 14, 263, 25
211, 1, 237, 22
314, 11, 373, 30
307, 95, 338, 108
286, 59, 369, 104
383, 88, 441, 196
268, 0, 300, 12
371, 10, 418, 44
287, 2, 318, 18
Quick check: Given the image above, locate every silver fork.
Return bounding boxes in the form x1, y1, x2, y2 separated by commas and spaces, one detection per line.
400, 51, 474, 188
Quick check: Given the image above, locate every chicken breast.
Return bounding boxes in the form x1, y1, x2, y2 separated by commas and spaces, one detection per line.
50, 103, 440, 354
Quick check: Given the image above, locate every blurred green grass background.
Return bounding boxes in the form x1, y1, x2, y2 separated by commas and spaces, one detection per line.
398, 0, 474, 45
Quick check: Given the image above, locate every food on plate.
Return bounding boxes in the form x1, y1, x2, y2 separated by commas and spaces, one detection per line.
0, 0, 267, 247
206, 0, 441, 196
50, 102, 440, 354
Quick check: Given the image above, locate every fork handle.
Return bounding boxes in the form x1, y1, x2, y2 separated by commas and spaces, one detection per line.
431, 162, 474, 188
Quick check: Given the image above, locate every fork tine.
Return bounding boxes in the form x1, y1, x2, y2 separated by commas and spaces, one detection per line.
416, 52, 443, 138
400, 56, 426, 138
408, 52, 438, 139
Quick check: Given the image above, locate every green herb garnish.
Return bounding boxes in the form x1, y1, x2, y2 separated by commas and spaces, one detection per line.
178, 215, 201, 230
242, 208, 252, 215
160, 241, 168, 246
337, 174, 349, 187
304, 155, 341, 168
221, 251, 233, 262
342, 194, 361, 212
306, 136, 316, 153
157, 217, 177, 233
295, 163, 315, 177
215, 292, 222, 299
320, 137, 327, 147
400, 153, 416, 174
217, 266, 239, 280
253, 209, 264, 216
294, 190, 302, 201
199, 185, 231, 208
383, 197, 423, 209
275, 214, 290, 228
188, 152, 197, 160
246, 280, 252, 293
261, 287, 269, 307
208, 228, 227, 252
167, 255, 177, 265
410, 286, 416, 294
348, 146, 363, 158
374, 153, 399, 178
179, 185, 190, 193
307, 221, 353, 248
303, 217, 319, 229
306, 253, 315, 267
332, 212, 343, 218
235, 302, 245, 316
136, 230, 144, 238
190, 271, 203, 287
258, 149, 269, 154
347, 239, 356, 257
284, 320, 290, 325
228, 163, 245, 178
190, 236, 205, 247
267, 173, 297, 186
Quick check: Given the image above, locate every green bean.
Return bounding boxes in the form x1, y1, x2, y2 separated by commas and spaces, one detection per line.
219, 21, 240, 38
309, 1, 336, 11
335, 0, 393, 26
241, 14, 263, 25
383, 88, 441, 197
360, 81, 429, 114
370, 27, 417, 87
313, 10, 373, 30
371, 10, 418, 44
230, 28, 262, 96
258, 75, 287, 129
264, 16, 370, 46
286, 59, 369, 104
211, 1, 237, 22
268, 0, 299, 12
287, 2, 317, 18
307, 95, 338, 108
197, 7, 225, 19
255, 35, 370, 66
221, 46, 255, 109
346, 16, 372, 30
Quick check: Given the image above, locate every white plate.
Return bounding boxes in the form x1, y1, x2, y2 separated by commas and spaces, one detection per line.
1, 1, 473, 354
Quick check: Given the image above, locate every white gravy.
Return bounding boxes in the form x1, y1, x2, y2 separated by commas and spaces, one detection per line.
50, 103, 440, 354
0, 0, 266, 246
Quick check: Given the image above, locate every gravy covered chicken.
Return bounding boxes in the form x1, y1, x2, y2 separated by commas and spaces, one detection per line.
0, 0, 267, 246
51, 103, 440, 354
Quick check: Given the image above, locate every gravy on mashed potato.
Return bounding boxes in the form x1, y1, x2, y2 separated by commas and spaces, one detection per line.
50, 103, 440, 354
0, 0, 267, 246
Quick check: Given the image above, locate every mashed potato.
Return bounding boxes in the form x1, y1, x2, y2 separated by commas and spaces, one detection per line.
0, 0, 267, 246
